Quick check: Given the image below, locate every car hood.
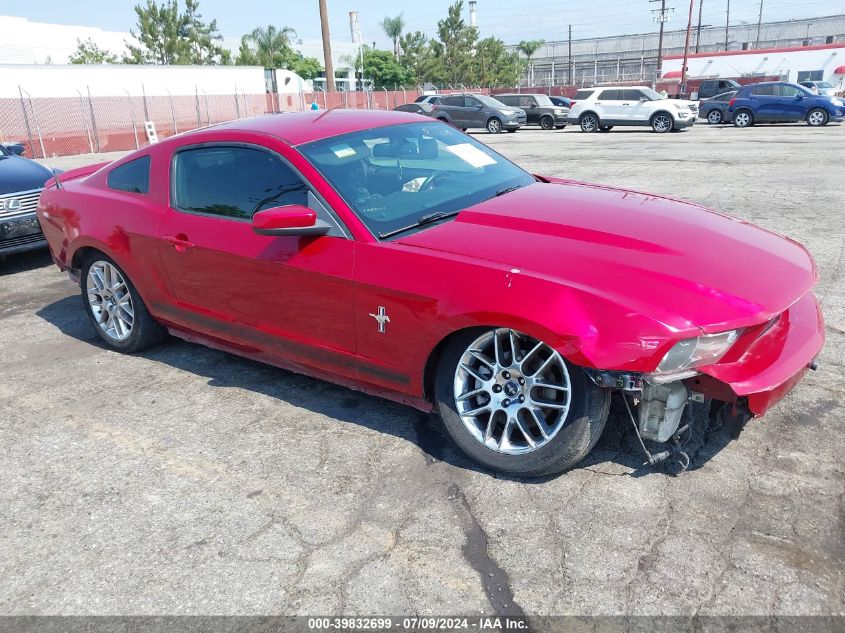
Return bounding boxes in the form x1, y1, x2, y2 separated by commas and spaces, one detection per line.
397, 181, 817, 333
0, 155, 52, 196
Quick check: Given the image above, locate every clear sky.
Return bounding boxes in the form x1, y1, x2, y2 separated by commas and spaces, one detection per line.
0, 0, 838, 48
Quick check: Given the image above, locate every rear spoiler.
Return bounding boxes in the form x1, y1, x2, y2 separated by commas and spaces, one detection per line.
45, 161, 109, 190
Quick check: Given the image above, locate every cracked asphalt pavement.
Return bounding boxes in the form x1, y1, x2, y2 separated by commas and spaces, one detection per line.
1, 122, 843, 618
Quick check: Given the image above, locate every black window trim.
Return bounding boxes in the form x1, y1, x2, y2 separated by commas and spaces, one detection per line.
107, 155, 152, 196
168, 141, 351, 239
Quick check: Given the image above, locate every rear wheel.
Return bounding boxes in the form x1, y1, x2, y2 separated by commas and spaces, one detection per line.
579, 113, 599, 132
81, 253, 168, 353
733, 110, 753, 128
435, 328, 610, 477
707, 109, 723, 124
807, 108, 828, 127
598, 125, 613, 132
486, 117, 503, 134
540, 115, 555, 130
651, 112, 673, 133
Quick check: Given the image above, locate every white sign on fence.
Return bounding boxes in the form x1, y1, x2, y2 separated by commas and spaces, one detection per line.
144, 121, 158, 144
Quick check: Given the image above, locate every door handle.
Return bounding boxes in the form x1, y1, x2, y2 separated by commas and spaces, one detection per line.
622, 103, 630, 106
162, 235, 195, 251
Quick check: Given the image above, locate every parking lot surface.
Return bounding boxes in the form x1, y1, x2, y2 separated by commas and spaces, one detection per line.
2, 123, 843, 617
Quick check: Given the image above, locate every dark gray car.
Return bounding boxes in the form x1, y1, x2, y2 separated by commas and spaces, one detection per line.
496, 93, 568, 129
430, 93, 526, 133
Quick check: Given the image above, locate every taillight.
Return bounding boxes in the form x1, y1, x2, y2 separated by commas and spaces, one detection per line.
570, 101, 576, 106
728, 98, 736, 107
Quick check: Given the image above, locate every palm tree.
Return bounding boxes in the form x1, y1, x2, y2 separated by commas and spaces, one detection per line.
244, 25, 297, 69
380, 14, 405, 57
517, 39, 544, 85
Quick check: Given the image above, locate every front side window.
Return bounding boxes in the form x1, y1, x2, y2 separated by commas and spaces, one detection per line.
298, 122, 536, 239
108, 156, 151, 194
621, 89, 644, 101
172, 146, 309, 220
777, 84, 806, 97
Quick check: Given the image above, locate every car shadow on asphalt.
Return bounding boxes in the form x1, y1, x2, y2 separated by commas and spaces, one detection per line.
0, 249, 53, 276
37, 294, 737, 482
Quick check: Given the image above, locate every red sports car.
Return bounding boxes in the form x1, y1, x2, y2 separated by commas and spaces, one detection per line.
37, 111, 823, 476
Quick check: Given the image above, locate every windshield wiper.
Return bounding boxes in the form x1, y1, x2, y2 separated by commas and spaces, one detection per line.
378, 210, 461, 239
492, 185, 522, 198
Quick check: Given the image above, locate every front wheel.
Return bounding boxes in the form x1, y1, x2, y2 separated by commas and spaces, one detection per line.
707, 109, 723, 124
540, 115, 555, 130
486, 117, 503, 134
651, 113, 673, 133
435, 328, 610, 477
81, 253, 168, 353
807, 108, 828, 127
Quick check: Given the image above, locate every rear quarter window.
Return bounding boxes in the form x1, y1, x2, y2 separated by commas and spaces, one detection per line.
573, 89, 595, 100
107, 156, 151, 194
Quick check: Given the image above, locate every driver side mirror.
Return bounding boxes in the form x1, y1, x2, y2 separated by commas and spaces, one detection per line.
795, 94, 804, 99
251, 205, 330, 237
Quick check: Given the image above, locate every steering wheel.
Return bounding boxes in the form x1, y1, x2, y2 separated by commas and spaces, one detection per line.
419, 171, 450, 192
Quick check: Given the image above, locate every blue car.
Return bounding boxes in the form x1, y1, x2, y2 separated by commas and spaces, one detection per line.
0, 143, 56, 257
728, 81, 845, 128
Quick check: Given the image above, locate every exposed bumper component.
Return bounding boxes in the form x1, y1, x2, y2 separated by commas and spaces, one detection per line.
639, 381, 688, 442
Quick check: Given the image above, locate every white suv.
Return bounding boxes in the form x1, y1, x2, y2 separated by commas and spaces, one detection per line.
566, 86, 698, 133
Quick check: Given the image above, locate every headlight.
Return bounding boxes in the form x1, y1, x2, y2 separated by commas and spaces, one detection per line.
671, 103, 689, 111
656, 329, 742, 374
832, 98, 844, 106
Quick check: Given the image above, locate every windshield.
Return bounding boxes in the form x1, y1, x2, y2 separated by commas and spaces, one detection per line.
475, 94, 508, 108
640, 87, 666, 101
298, 122, 535, 239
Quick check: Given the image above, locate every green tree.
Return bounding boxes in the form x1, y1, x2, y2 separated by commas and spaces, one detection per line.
380, 14, 405, 57
364, 49, 412, 88
399, 31, 442, 85
435, 1, 478, 85
517, 39, 544, 85
69, 38, 119, 64
238, 25, 297, 68
475, 37, 524, 88
123, 0, 228, 64
289, 54, 323, 80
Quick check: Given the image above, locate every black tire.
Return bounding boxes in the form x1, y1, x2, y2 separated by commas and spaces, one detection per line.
579, 112, 599, 132
733, 109, 753, 128
460, 128, 468, 132
486, 117, 503, 134
434, 329, 611, 477
706, 109, 723, 124
598, 125, 613, 132
506, 128, 518, 133
80, 252, 168, 353
555, 124, 566, 129
540, 115, 555, 130
807, 107, 828, 127
651, 112, 674, 133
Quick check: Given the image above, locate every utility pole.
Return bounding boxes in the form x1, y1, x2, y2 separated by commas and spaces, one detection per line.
724, 0, 730, 51
695, 0, 704, 53
319, 0, 336, 92
650, 0, 673, 82
680, 0, 695, 95
568, 24, 573, 86
755, 0, 764, 48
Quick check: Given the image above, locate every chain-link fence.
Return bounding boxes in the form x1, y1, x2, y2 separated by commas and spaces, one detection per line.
1, 86, 444, 159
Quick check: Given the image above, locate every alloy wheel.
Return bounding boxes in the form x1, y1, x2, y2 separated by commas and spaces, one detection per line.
487, 118, 502, 134
734, 112, 751, 127
653, 114, 672, 132
453, 328, 572, 455
580, 115, 598, 132
807, 110, 826, 126
707, 110, 722, 124
87, 260, 135, 341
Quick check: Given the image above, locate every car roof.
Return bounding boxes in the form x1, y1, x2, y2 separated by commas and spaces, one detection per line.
204, 109, 424, 146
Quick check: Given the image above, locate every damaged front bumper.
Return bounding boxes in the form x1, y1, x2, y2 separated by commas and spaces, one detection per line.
588, 291, 824, 444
